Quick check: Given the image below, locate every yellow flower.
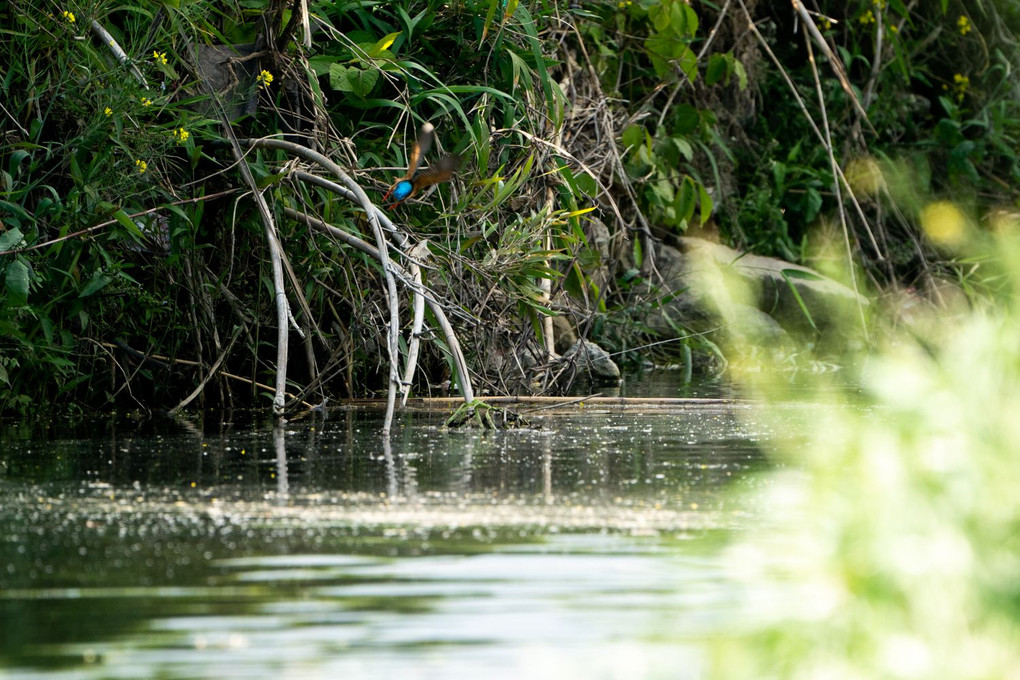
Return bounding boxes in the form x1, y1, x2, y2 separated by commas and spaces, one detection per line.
104, 107, 113, 116
949, 73, 970, 102
957, 15, 971, 36
817, 17, 833, 32
135, 159, 148, 174
257, 69, 274, 89
61, 10, 75, 23
173, 127, 190, 143
860, 10, 875, 25
153, 50, 168, 65
920, 201, 968, 246
141, 96, 152, 107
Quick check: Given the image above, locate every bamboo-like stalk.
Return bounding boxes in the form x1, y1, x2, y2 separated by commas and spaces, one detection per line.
226, 146, 290, 416
242, 137, 402, 434
400, 240, 431, 406
292, 170, 409, 248
177, 33, 292, 417
90, 20, 148, 87
289, 169, 473, 406
283, 207, 475, 405
539, 186, 557, 359
350, 395, 735, 408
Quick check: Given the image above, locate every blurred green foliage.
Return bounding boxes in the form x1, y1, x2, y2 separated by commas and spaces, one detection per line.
709, 208, 1020, 679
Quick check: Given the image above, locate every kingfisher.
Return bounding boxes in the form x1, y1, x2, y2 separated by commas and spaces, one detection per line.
383, 122, 461, 208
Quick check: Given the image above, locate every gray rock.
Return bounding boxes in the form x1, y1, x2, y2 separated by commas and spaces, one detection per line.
195, 44, 260, 121
648, 236, 868, 341
561, 338, 621, 382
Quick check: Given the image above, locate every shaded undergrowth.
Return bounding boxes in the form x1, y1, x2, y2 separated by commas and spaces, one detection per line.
1, 0, 1018, 414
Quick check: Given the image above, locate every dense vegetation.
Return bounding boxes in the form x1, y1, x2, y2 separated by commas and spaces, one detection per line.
2, 0, 1018, 414
4, 3, 1020, 674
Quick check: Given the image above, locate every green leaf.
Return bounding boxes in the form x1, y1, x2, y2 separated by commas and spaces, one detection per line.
5, 257, 30, 305
101, 203, 144, 239
479, 0, 501, 46
772, 161, 787, 190
0, 227, 25, 251
672, 104, 701, 135
731, 58, 748, 91
372, 32, 401, 56
781, 268, 825, 281
705, 53, 747, 90
645, 33, 689, 80
781, 269, 819, 331
515, 4, 561, 126
650, 3, 670, 31
705, 54, 729, 86
677, 45, 698, 83
698, 184, 714, 224
7, 149, 30, 177
675, 176, 696, 224
257, 172, 288, 189
574, 171, 597, 196
79, 270, 111, 298
306, 56, 335, 77
671, 2, 699, 36
651, 179, 674, 204
803, 187, 823, 222
329, 64, 380, 97
563, 262, 587, 300
622, 125, 645, 150
672, 136, 694, 161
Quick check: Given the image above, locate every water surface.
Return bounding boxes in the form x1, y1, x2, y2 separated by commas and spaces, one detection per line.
1, 398, 773, 679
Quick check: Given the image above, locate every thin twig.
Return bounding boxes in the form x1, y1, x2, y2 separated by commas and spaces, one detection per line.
802, 24, 870, 341
737, 0, 883, 260
862, 4, 884, 109
0, 190, 239, 256
789, 1, 875, 134
95, 341, 317, 409
169, 325, 244, 414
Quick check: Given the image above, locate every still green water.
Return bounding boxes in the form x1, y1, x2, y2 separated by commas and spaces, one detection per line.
0, 396, 772, 679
